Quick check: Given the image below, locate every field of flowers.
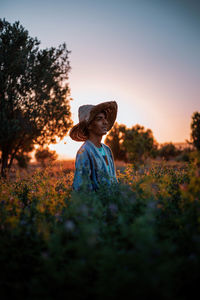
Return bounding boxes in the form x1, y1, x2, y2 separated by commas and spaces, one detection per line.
1, 154, 200, 299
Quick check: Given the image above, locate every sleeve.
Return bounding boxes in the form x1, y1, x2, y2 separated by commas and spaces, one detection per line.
73, 148, 94, 191
107, 146, 118, 180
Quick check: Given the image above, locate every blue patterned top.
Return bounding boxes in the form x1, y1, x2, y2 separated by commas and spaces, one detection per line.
73, 140, 117, 191
97, 145, 110, 173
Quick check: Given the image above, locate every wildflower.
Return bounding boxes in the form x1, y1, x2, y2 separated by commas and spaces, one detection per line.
157, 203, 163, 209
87, 228, 98, 246
20, 220, 27, 226
55, 212, 62, 222
87, 235, 97, 246
151, 183, 159, 193
9, 197, 15, 204
195, 169, 200, 177
180, 183, 188, 191
108, 203, 118, 215
64, 220, 75, 232
41, 251, 49, 259
78, 204, 88, 215
147, 201, 156, 209
188, 253, 197, 262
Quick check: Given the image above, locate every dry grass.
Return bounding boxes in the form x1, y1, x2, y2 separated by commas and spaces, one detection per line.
53, 159, 75, 171
7, 159, 128, 180
7, 158, 186, 181
7, 160, 75, 180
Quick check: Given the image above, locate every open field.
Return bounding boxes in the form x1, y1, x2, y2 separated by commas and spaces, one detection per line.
8, 157, 186, 180
0, 155, 200, 299
8, 159, 128, 180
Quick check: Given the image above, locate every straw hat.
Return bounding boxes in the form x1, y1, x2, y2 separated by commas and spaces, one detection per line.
69, 101, 118, 141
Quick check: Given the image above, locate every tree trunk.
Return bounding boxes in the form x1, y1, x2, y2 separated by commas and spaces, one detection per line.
1, 150, 9, 178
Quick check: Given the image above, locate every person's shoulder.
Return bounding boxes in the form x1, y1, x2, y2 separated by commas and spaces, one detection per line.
102, 143, 112, 153
76, 140, 94, 156
102, 143, 110, 149
77, 142, 88, 156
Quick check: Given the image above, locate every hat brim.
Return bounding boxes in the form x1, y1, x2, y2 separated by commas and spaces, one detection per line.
69, 101, 118, 141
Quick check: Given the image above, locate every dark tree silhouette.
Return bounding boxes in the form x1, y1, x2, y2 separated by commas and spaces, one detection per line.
105, 122, 127, 161
158, 143, 180, 161
0, 19, 72, 176
191, 111, 200, 151
105, 123, 157, 164
123, 125, 158, 163
35, 147, 58, 168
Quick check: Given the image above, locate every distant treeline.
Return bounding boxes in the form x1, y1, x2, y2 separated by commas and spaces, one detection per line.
104, 121, 198, 165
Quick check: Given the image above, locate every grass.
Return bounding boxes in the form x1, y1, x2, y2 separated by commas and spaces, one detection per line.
0, 154, 200, 299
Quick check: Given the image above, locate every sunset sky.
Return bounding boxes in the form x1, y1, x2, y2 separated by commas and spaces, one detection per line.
1, 0, 200, 159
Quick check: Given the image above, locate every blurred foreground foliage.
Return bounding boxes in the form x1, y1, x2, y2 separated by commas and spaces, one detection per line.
0, 153, 200, 299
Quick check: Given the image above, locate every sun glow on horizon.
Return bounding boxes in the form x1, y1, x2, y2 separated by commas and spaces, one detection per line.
49, 114, 191, 160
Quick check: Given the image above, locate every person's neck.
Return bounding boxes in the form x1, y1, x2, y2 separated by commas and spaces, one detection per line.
88, 135, 102, 148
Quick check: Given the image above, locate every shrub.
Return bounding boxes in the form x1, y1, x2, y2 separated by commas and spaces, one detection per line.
0, 158, 200, 299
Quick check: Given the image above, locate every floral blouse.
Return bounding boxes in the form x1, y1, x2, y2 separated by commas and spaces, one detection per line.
73, 140, 117, 191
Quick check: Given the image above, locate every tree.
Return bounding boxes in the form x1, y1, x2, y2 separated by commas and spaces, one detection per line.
105, 123, 157, 164
35, 147, 58, 168
0, 19, 72, 177
105, 122, 127, 161
158, 143, 180, 161
191, 111, 200, 151
123, 124, 158, 163
15, 153, 32, 169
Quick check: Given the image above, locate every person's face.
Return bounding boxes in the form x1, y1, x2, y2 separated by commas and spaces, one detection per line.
88, 112, 109, 137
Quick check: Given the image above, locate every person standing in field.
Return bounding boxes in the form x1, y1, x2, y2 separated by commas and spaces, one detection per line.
69, 101, 118, 191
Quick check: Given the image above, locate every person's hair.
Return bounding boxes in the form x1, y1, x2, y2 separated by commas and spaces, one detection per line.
83, 126, 89, 138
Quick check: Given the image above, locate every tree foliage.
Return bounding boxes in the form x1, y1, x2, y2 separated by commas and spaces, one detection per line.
35, 147, 58, 168
158, 143, 180, 161
0, 19, 72, 176
123, 124, 157, 163
191, 111, 200, 151
104, 122, 127, 161
105, 123, 157, 163
15, 153, 32, 169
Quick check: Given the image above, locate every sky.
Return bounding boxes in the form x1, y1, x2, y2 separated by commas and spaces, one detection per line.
1, 0, 200, 159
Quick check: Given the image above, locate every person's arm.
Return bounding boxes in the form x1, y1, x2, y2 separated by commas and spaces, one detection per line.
107, 146, 118, 181
73, 148, 94, 191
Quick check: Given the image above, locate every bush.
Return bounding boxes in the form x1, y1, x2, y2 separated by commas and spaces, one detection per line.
175, 148, 193, 162
158, 143, 180, 161
35, 147, 58, 168
0, 158, 200, 299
